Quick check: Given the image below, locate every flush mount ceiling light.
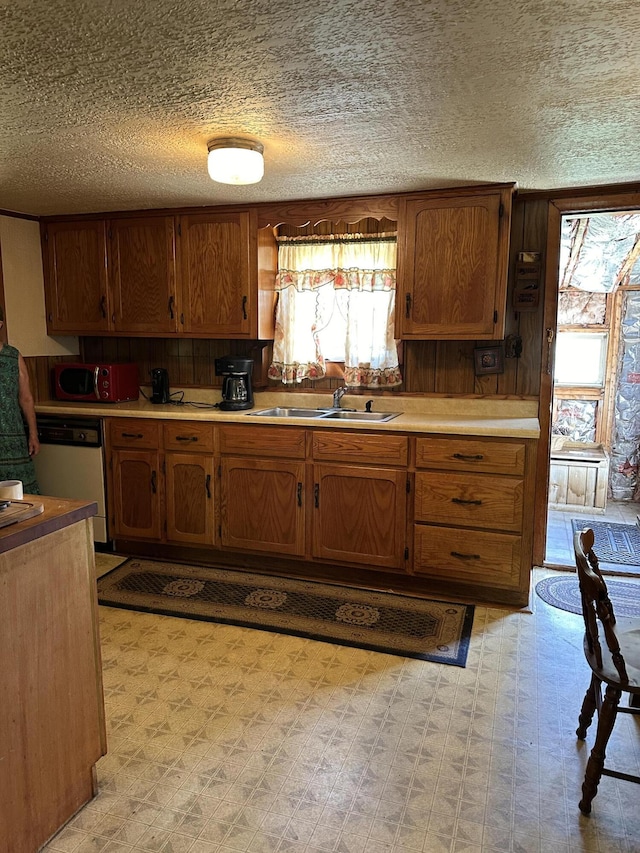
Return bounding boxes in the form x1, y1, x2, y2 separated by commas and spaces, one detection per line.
207, 137, 264, 185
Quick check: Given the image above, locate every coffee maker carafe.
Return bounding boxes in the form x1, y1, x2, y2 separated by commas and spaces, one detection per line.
215, 356, 254, 411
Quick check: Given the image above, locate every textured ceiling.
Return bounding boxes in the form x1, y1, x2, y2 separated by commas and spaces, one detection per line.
1, 0, 639, 216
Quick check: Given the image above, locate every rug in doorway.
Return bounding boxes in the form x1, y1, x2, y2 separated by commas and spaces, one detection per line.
571, 519, 640, 566
97, 559, 475, 666
535, 574, 640, 617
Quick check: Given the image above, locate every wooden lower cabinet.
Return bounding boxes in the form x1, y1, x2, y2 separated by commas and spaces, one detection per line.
219, 457, 305, 555
108, 419, 215, 545
107, 418, 536, 604
414, 524, 522, 587
412, 434, 534, 600
111, 448, 162, 540
1, 511, 106, 852
414, 470, 524, 532
312, 464, 407, 569
165, 451, 215, 545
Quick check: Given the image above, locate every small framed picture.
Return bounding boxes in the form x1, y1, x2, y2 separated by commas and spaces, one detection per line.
474, 345, 504, 376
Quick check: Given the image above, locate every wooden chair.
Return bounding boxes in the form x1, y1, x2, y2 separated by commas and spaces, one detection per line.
573, 527, 640, 814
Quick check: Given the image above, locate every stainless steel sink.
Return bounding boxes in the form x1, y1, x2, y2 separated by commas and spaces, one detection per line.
320, 411, 400, 422
247, 407, 326, 418
248, 407, 401, 422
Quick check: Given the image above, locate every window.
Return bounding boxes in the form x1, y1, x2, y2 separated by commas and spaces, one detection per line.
554, 331, 608, 387
268, 232, 402, 389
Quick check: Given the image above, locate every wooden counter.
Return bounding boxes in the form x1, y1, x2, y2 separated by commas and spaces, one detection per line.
0, 497, 106, 852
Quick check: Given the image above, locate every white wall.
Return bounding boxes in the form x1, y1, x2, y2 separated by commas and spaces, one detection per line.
0, 215, 78, 357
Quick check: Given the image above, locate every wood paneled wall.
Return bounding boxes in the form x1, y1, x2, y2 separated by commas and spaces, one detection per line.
24, 196, 550, 406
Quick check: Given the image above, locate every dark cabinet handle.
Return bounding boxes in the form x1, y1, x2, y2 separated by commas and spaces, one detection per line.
451, 498, 482, 505
297, 482, 302, 507
151, 470, 157, 494
451, 551, 480, 560
314, 483, 319, 508
405, 293, 412, 318
99, 295, 107, 318
242, 295, 248, 320
122, 432, 143, 439
176, 435, 197, 442
205, 474, 211, 499
453, 453, 484, 461
168, 295, 175, 319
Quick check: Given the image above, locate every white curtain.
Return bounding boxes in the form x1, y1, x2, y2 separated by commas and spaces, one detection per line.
268, 234, 402, 388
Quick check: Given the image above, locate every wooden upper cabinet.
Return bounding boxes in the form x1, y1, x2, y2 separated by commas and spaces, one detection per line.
179, 209, 270, 338
43, 220, 110, 333
109, 216, 178, 334
43, 208, 276, 338
396, 185, 513, 340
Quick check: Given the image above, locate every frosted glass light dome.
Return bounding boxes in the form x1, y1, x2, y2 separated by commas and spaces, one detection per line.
207, 138, 264, 185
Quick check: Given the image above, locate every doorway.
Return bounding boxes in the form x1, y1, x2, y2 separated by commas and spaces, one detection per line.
543, 209, 640, 571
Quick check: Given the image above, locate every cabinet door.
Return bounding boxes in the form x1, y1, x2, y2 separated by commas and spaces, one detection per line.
220, 457, 305, 556
109, 216, 178, 334
165, 452, 215, 545
111, 449, 161, 540
43, 220, 110, 333
312, 464, 406, 569
397, 191, 509, 339
179, 211, 252, 336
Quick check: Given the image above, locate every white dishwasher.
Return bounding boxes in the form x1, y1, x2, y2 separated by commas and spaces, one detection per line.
33, 415, 108, 543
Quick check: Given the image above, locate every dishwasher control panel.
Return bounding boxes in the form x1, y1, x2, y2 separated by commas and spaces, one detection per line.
37, 417, 102, 447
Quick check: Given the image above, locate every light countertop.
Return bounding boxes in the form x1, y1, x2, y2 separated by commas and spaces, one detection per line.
36, 389, 540, 439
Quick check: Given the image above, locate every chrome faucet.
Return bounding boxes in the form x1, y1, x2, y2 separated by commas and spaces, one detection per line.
332, 386, 347, 409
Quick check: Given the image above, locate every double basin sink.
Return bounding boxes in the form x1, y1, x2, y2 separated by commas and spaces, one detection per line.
248, 407, 401, 423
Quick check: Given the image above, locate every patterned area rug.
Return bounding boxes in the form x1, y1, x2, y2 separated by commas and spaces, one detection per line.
571, 519, 640, 566
98, 559, 475, 666
535, 574, 640, 617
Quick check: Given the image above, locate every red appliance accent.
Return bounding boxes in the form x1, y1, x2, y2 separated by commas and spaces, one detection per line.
53, 363, 140, 403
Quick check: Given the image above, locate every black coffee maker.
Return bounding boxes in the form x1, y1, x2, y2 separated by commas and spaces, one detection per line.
215, 356, 254, 411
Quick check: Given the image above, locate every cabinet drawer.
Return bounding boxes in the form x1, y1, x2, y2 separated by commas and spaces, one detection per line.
312, 431, 408, 466
415, 437, 526, 475
414, 524, 521, 587
163, 421, 214, 452
108, 418, 160, 449
218, 425, 306, 459
415, 471, 523, 532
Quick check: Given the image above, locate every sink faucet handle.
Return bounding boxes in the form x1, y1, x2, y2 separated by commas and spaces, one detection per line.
365, 399, 373, 412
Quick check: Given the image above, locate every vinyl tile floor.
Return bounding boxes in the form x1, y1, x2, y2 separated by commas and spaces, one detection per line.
43, 569, 640, 853
545, 500, 640, 576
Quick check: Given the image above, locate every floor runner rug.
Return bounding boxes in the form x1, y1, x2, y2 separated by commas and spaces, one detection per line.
98, 559, 475, 666
535, 574, 640, 617
571, 518, 640, 566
